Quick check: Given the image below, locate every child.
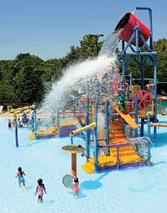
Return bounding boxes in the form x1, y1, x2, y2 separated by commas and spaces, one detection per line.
72, 176, 79, 196
35, 179, 47, 203
16, 167, 27, 189
117, 91, 125, 111
8, 119, 12, 130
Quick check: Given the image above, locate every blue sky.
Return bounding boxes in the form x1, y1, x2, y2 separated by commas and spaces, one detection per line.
0, 0, 166, 60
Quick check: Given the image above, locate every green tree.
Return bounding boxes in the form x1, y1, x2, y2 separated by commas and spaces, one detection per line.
13, 65, 44, 106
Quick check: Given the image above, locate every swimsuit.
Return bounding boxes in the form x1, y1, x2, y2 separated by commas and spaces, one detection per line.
37, 186, 44, 196
73, 183, 79, 193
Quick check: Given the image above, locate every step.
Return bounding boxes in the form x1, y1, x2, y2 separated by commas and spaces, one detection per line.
119, 155, 145, 164
111, 151, 138, 157
110, 133, 125, 138
110, 146, 136, 152
110, 130, 124, 134
109, 138, 126, 143
81, 162, 94, 174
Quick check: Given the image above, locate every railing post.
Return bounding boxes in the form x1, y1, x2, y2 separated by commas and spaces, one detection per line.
116, 147, 120, 170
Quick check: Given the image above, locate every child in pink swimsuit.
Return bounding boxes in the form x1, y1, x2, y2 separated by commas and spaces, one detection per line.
73, 176, 79, 196
35, 179, 47, 203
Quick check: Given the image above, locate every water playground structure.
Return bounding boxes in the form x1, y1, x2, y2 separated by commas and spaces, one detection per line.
60, 7, 167, 174
13, 7, 167, 174
28, 108, 83, 140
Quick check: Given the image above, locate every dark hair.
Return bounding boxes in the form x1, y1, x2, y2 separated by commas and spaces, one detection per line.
74, 177, 79, 183
38, 178, 43, 185
18, 167, 22, 172
18, 167, 23, 176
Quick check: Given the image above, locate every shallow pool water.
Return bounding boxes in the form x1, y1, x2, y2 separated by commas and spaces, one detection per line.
0, 117, 167, 213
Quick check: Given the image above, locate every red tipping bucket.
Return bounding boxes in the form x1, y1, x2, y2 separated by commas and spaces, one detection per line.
115, 13, 150, 47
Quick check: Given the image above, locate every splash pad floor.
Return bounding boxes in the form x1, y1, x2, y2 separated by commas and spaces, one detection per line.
0, 117, 167, 213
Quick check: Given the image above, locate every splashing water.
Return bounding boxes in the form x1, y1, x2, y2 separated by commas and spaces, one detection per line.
99, 31, 120, 57
41, 55, 116, 113
97, 30, 120, 82
41, 31, 121, 114
97, 112, 105, 136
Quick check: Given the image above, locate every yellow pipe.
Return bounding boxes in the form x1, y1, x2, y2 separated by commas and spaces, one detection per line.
11, 104, 34, 113
69, 122, 96, 136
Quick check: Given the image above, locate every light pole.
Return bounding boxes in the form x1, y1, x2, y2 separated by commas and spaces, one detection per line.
89, 34, 104, 56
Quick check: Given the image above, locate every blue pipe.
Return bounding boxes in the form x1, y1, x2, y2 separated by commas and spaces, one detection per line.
116, 147, 120, 170
153, 57, 157, 145
129, 73, 132, 91
105, 100, 109, 145
147, 113, 151, 139
33, 103, 37, 139
85, 78, 90, 162
140, 58, 144, 136
134, 94, 139, 137
147, 138, 151, 166
121, 60, 125, 96
135, 26, 139, 52
94, 124, 98, 173
136, 7, 153, 50
73, 98, 76, 116
118, 52, 157, 57
78, 100, 81, 114
93, 77, 99, 172
57, 108, 60, 132
15, 120, 19, 147
123, 32, 136, 53
71, 136, 74, 145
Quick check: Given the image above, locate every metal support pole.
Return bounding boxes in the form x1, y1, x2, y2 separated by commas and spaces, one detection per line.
136, 7, 153, 50
135, 26, 139, 52
94, 125, 98, 173
121, 60, 125, 96
85, 78, 90, 162
147, 139, 151, 166
129, 73, 132, 91
105, 100, 109, 145
140, 57, 145, 90
57, 108, 60, 132
71, 136, 74, 145
73, 98, 76, 116
147, 113, 151, 139
134, 94, 139, 137
116, 147, 120, 170
15, 120, 19, 148
33, 103, 37, 138
153, 57, 157, 145
78, 100, 81, 114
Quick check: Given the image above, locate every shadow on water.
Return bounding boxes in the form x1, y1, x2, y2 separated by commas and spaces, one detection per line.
19, 139, 46, 148
68, 191, 87, 199
153, 161, 167, 167
80, 172, 108, 191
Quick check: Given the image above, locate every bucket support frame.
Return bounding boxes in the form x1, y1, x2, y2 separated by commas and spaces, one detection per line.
117, 7, 158, 144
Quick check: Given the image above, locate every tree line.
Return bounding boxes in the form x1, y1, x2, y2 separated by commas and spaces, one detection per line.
0, 35, 166, 109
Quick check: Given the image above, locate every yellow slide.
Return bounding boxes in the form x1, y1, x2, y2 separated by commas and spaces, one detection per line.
11, 104, 34, 113
113, 105, 138, 129
29, 126, 58, 140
